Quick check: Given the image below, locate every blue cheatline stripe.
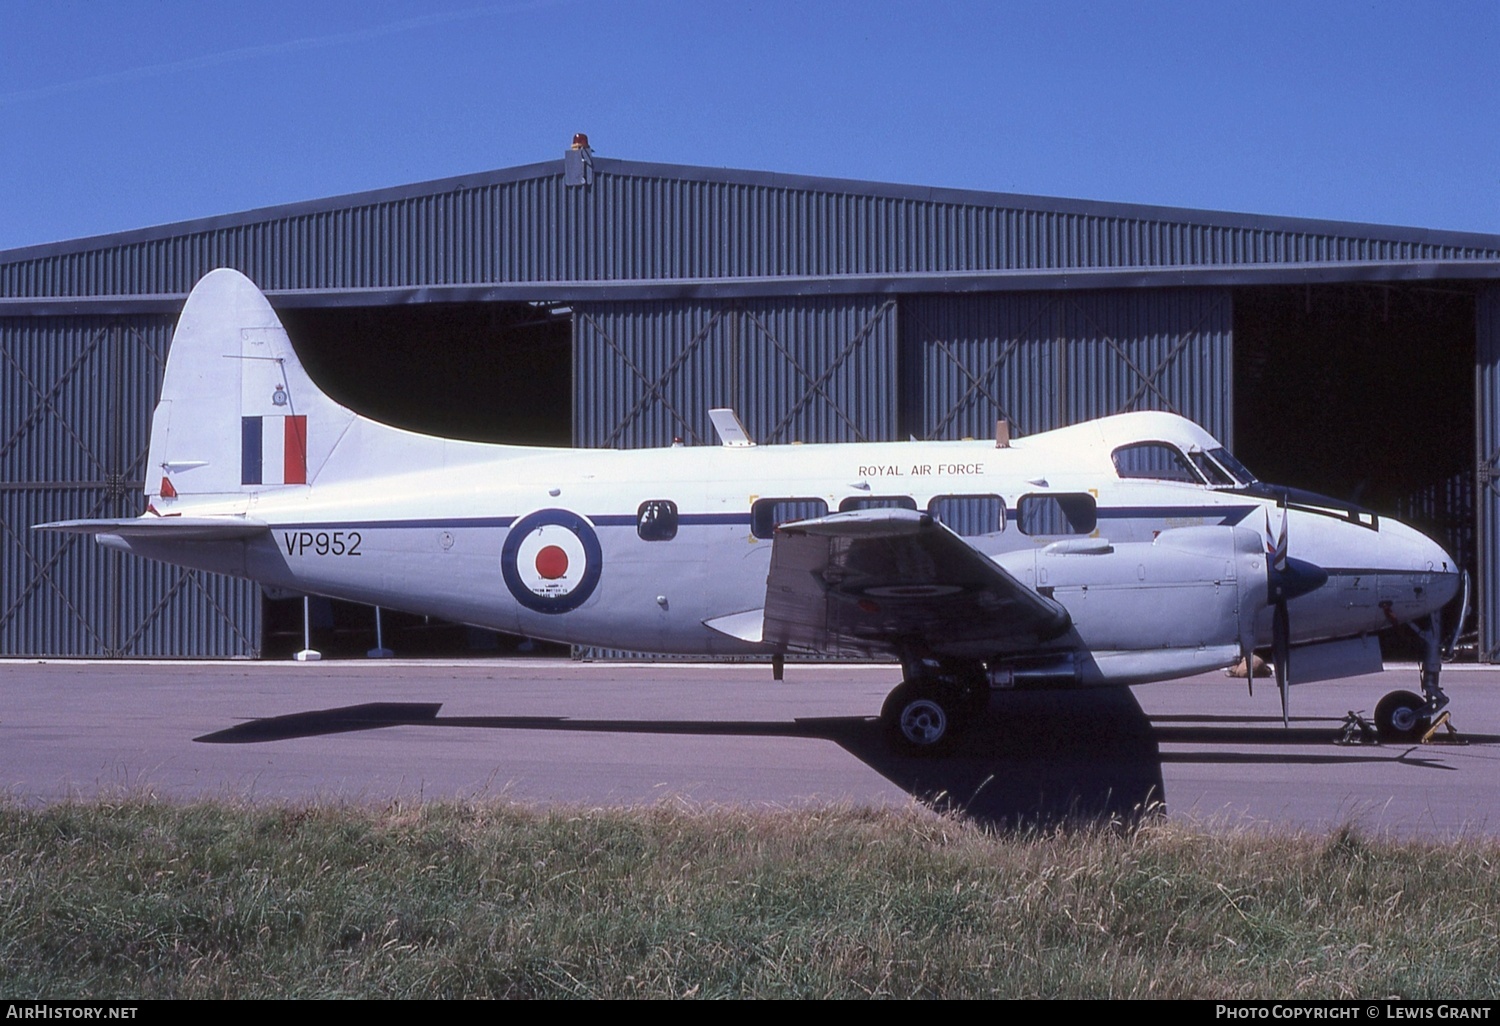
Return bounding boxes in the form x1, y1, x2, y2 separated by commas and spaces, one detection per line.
268, 512, 756, 533
272, 516, 518, 531
271, 508, 1278, 534
241, 416, 262, 485
591, 512, 752, 527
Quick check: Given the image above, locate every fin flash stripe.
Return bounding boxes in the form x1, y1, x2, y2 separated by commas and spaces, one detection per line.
241, 415, 307, 486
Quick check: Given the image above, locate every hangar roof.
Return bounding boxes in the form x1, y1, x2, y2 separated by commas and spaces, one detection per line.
4, 155, 1499, 314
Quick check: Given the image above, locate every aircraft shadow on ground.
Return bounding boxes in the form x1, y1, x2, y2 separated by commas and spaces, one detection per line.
194, 691, 1490, 828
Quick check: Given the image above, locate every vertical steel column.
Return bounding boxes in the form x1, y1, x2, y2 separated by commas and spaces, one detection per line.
1474, 284, 1500, 661
108, 322, 123, 657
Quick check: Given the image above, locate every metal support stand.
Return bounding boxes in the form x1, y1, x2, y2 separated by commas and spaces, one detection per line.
367, 606, 394, 659
294, 595, 321, 662
772, 653, 784, 681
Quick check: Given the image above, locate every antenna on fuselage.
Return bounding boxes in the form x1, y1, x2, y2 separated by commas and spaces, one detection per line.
709, 408, 755, 447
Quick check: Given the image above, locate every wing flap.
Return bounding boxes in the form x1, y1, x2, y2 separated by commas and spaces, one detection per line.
762, 508, 1070, 658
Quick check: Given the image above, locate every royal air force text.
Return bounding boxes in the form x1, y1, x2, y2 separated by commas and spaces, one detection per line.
856, 463, 985, 478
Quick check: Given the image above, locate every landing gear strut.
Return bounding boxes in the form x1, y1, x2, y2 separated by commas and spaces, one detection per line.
881, 657, 988, 755
1374, 612, 1451, 742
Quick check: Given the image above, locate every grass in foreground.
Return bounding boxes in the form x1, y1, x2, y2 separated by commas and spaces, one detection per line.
0, 798, 1496, 999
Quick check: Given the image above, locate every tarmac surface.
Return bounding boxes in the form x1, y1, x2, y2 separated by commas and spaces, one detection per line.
2, 657, 1497, 837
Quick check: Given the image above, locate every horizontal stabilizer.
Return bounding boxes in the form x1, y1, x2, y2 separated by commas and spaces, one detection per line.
35, 516, 269, 540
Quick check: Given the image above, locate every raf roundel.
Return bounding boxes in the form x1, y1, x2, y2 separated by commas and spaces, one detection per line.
501, 509, 603, 614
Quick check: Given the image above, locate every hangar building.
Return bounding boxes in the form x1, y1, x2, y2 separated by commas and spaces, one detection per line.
4, 145, 1499, 659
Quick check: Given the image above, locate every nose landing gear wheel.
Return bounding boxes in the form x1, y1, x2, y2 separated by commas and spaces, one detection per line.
1374, 689, 1428, 743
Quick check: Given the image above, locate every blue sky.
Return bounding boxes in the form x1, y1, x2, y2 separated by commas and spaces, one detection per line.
1, 0, 1496, 253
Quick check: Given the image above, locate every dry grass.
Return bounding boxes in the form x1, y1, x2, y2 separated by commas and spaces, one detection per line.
1, 798, 1496, 998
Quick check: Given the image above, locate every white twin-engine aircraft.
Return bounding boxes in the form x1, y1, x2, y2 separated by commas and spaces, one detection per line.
40, 269, 1467, 752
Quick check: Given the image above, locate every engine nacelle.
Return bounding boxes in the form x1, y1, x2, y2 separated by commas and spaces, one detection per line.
993, 526, 1267, 684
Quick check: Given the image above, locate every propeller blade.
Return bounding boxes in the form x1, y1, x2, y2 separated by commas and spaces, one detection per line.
1273, 599, 1290, 727
1263, 494, 1323, 728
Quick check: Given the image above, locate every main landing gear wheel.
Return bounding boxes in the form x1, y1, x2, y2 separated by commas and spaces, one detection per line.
882, 681, 970, 755
1374, 689, 1429, 743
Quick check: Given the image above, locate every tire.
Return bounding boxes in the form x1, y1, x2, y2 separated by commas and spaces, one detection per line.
1374, 689, 1428, 742
882, 681, 958, 755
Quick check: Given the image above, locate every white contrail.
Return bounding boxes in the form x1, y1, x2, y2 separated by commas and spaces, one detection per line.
0, 2, 560, 106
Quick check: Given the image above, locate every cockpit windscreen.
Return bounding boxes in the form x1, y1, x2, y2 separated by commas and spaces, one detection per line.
1112, 441, 1259, 487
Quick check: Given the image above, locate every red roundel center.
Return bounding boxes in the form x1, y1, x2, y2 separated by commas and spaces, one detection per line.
534, 545, 569, 580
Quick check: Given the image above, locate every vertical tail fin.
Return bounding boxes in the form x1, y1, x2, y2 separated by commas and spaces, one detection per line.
145, 269, 354, 504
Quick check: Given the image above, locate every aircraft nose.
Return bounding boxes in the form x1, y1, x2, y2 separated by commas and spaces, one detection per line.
1387, 517, 1456, 573
1381, 517, 1461, 615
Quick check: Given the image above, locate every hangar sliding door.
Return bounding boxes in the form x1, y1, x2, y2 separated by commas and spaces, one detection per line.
0, 316, 260, 657
573, 296, 899, 448
901, 288, 1233, 443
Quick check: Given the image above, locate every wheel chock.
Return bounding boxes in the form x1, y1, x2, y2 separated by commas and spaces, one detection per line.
1419, 711, 1468, 745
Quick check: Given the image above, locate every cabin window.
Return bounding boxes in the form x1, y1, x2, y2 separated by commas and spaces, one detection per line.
1111, 442, 1202, 483
637, 500, 679, 541
1017, 493, 1097, 536
838, 495, 918, 513
751, 497, 828, 539
927, 494, 1006, 537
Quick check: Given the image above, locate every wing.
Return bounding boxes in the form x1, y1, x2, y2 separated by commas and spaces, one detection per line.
759, 508, 1070, 659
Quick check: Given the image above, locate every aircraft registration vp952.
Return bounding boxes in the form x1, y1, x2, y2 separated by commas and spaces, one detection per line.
39, 269, 1467, 752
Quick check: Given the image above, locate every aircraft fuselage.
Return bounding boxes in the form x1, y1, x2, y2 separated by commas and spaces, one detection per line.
116, 421, 1458, 675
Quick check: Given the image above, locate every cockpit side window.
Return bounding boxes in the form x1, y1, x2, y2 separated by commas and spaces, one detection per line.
1189, 451, 1235, 486
1207, 447, 1258, 486
1112, 442, 1203, 484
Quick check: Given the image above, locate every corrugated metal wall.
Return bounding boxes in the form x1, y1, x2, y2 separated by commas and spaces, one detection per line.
902, 288, 1233, 442
573, 296, 900, 447
1476, 284, 1500, 661
575, 288, 1230, 451
6, 160, 1497, 298
0, 315, 259, 657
